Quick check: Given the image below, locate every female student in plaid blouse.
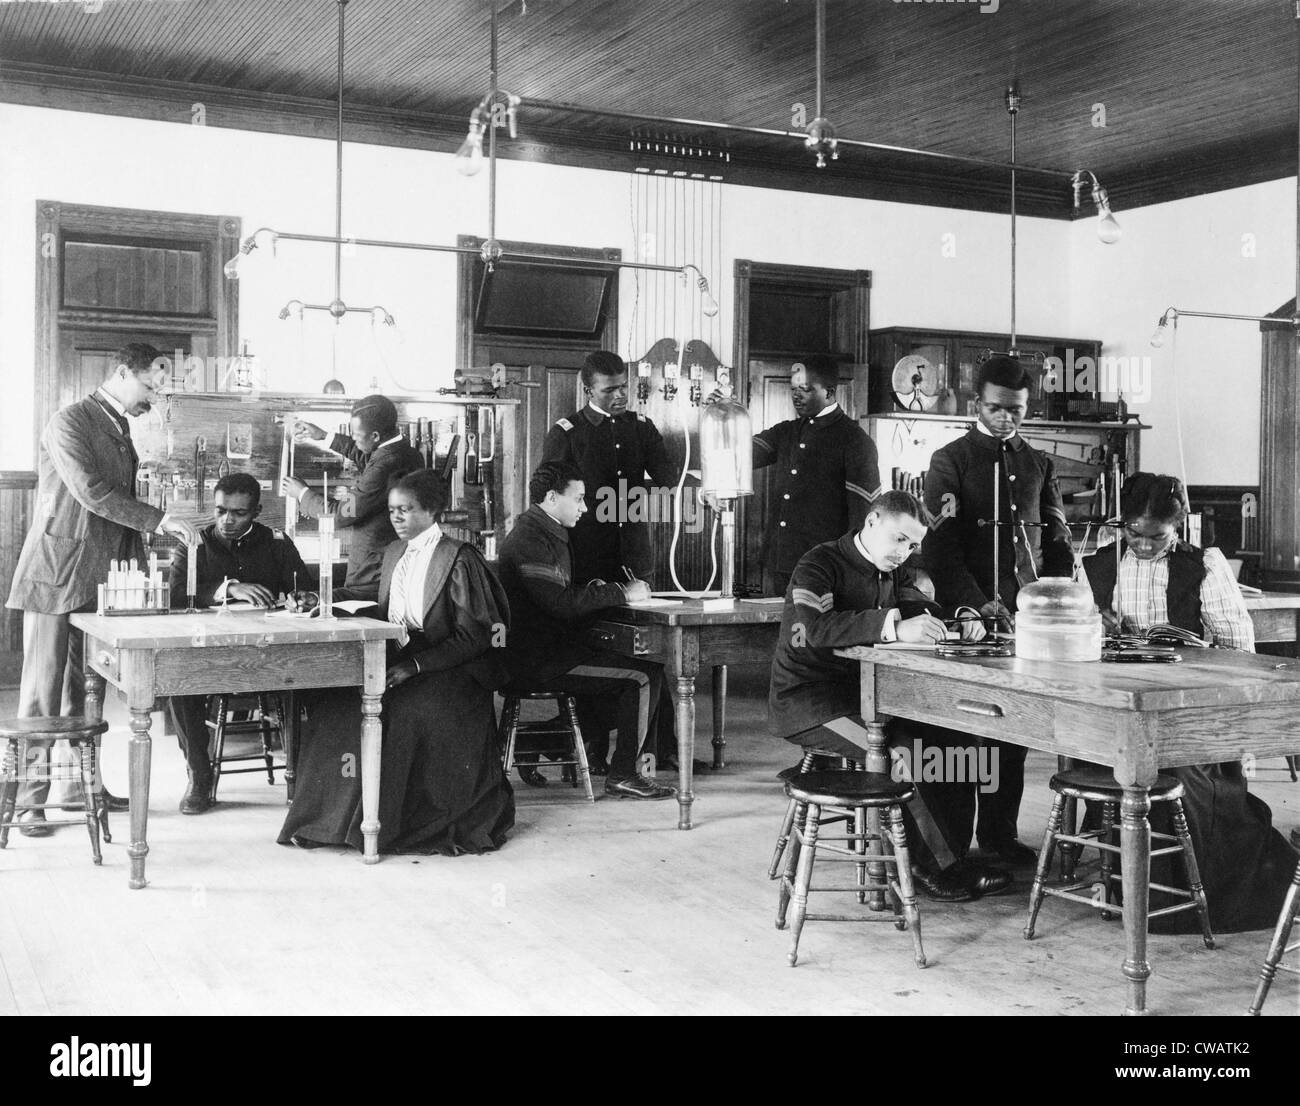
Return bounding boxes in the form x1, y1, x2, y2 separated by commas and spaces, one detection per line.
1081, 473, 1296, 933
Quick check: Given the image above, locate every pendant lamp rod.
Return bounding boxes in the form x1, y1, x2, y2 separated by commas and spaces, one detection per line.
1007, 81, 1019, 352
334, 0, 347, 312
487, 0, 499, 251
814, 0, 825, 124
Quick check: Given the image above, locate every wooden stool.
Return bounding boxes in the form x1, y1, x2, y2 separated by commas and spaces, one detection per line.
767, 747, 863, 879
498, 691, 593, 802
1247, 852, 1300, 1015
1024, 769, 1214, 948
207, 693, 289, 802
0, 716, 112, 863
776, 768, 926, 968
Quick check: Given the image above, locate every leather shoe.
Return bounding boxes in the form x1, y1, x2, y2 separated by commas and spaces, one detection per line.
17, 811, 53, 837
951, 859, 1014, 898
517, 766, 548, 788
980, 838, 1039, 867
909, 864, 974, 902
63, 789, 129, 813
179, 782, 214, 815
605, 773, 676, 800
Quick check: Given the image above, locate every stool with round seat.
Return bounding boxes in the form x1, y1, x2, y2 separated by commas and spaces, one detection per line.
498, 690, 594, 802
1247, 852, 1300, 1015
0, 716, 112, 863
776, 768, 926, 968
767, 747, 864, 880
1023, 769, 1214, 948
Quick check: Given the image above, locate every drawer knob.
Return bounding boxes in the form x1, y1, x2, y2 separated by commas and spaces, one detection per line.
97, 652, 114, 668
955, 699, 1004, 718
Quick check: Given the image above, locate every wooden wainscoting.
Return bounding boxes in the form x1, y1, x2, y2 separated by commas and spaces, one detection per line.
0, 471, 37, 687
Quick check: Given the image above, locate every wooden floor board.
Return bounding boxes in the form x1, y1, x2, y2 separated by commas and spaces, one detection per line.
0, 674, 1296, 1016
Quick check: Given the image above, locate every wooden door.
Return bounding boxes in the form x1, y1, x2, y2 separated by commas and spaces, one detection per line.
55, 329, 196, 417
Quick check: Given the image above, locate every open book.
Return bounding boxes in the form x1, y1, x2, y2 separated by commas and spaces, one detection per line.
1108, 623, 1210, 648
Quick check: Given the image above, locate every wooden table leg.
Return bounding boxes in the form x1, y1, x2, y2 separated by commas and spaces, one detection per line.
865, 719, 889, 910
126, 704, 153, 890
359, 640, 384, 863
1120, 784, 1152, 1016
675, 674, 697, 830
711, 664, 727, 770
281, 690, 298, 804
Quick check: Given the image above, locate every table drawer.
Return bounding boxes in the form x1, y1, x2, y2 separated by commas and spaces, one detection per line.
588, 620, 650, 656
877, 668, 1053, 743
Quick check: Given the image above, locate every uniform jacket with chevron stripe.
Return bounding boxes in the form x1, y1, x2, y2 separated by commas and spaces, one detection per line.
769, 533, 947, 738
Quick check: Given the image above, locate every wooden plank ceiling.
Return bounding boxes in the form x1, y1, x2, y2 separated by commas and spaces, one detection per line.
0, 0, 1294, 217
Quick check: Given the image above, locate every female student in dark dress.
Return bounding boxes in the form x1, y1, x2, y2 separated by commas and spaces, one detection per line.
280, 469, 514, 855
1081, 472, 1297, 933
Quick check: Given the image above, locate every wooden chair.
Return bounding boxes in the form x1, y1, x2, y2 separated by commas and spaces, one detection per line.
498, 691, 594, 802
206, 693, 290, 802
1024, 769, 1214, 949
0, 716, 111, 864
1246, 852, 1300, 1015
776, 768, 926, 969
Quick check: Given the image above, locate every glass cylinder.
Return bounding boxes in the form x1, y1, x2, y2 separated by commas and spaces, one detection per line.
317, 517, 335, 619
699, 395, 754, 500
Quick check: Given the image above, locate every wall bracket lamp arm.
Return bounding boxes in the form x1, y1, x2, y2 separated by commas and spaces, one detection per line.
1149, 306, 1299, 347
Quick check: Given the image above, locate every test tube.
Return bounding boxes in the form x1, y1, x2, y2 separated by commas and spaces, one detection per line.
317, 516, 334, 619
186, 542, 198, 612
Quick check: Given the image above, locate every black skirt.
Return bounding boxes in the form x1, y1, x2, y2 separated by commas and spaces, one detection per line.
278, 668, 514, 856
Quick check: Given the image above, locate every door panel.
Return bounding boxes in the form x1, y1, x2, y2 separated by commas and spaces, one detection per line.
56, 329, 194, 414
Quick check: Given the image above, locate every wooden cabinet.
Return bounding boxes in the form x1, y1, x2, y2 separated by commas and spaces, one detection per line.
868, 326, 1103, 420
1260, 306, 1299, 589
865, 413, 1145, 529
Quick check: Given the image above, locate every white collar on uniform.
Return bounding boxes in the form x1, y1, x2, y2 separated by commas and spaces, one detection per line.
811, 402, 839, 420
95, 387, 128, 418
377, 433, 404, 449
853, 531, 886, 573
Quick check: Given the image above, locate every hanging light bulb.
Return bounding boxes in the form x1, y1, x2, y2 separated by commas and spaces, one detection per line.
1150, 310, 1175, 348
683, 265, 720, 318
456, 116, 486, 176
223, 229, 277, 280
1072, 171, 1122, 245
1096, 195, 1122, 245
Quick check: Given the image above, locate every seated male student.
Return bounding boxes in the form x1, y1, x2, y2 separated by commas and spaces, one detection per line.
166, 473, 311, 815
769, 490, 1014, 901
496, 460, 676, 800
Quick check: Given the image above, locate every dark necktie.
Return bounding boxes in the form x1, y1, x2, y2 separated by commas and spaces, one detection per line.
96, 397, 130, 439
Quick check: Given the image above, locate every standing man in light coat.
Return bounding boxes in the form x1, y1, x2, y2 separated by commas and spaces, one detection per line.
6, 343, 200, 834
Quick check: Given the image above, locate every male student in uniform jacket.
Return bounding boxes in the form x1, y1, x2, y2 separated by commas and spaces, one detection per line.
165, 473, 311, 814
540, 350, 677, 586
921, 354, 1074, 866
5, 343, 201, 835
497, 460, 676, 800
750, 354, 881, 596
284, 394, 423, 596
769, 490, 1012, 901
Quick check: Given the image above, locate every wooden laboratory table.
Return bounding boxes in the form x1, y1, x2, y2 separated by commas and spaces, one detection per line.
70, 609, 405, 888
839, 643, 1300, 1016
594, 597, 785, 829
